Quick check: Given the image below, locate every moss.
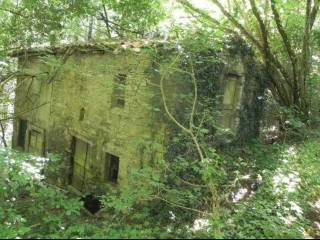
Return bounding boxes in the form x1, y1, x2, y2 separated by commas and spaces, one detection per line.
13, 39, 267, 193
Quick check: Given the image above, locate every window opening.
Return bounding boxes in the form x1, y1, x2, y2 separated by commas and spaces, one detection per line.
105, 153, 120, 183
79, 107, 85, 121
111, 73, 127, 108
17, 119, 27, 149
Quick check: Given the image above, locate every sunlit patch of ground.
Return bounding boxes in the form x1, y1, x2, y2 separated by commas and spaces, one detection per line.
270, 146, 305, 230
231, 187, 248, 203
192, 218, 210, 232
21, 156, 49, 180
1, 148, 49, 181
226, 142, 320, 238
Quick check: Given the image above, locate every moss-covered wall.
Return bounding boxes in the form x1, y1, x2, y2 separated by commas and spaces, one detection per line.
13, 49, 170, 193
12, 41, 266, 193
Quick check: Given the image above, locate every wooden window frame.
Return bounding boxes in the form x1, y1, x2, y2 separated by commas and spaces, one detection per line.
111, 73, 127, 108
17, 118, 28, 150
25, 124, 46, 157
104, 152, 120, 183
69, 135, 93, 191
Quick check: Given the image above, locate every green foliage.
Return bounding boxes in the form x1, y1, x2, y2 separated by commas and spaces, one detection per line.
2, 136, 320, 238
0, 0, 92, 47
219, 138, 320, 239
0, 150, 83, 238
0, 149, 195, 238
0, 0, 166, 50
1, 1, 320, 238
99, 0, 166, 37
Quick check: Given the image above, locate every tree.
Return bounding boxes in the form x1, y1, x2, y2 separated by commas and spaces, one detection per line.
0, 0, 93, 48
0, 0, 166, 50
178, 0, 320, 120
95, 0, 166, 38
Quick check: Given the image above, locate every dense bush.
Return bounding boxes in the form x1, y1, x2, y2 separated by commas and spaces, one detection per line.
1, 137, 320, 238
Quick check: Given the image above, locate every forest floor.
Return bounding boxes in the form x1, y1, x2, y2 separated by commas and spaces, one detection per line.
220, 136, 320, 238
1, 134, 320, 238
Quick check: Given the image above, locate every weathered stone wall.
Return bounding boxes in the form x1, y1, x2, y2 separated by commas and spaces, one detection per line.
221, 39, 267, 144
12, 41, 266, 193
50, 51, 164, 190
13, 48, 169, 193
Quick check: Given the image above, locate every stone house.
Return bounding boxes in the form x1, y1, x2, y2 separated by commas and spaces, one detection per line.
11, 40, 265, 193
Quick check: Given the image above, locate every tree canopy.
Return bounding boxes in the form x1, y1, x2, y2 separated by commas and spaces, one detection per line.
1, 0, 320, 239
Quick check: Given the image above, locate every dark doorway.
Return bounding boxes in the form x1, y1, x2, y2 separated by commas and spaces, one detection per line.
70, 137, 90, 191
28, 129, 44, 156
17, 119, 27, 149
105, 153, 120, 183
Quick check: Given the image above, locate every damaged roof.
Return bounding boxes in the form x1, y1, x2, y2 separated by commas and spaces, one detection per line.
10, 39, 175, 57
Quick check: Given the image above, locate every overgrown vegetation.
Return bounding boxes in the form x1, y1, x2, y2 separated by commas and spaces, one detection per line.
1, 0, 320, 239
2, 136, 320, 238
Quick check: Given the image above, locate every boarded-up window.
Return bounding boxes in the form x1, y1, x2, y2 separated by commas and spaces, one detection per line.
17, 119, 27, 149
105, 153, 119, 183
111, 73, 127, 108
28, 129, 44, 156
71, 137, 91, 191
223, 80, 237, 108
220, 75, 242, 131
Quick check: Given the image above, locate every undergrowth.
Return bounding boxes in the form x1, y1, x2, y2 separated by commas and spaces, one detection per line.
1, 137, 320, 238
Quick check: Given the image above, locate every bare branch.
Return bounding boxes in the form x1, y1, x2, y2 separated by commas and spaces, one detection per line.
0, 102, 49, 122
159, 56, 205, 162
160, 56, 191, 134
249, 0, 269, 59
190, 64, 197, 129
0, 7, 26, 18
270, 0, 297, 76
300, 0, 313, 109
310, 0, 320, 29
209, 0, 263, 51
154, 195, 207, 214
177, 0, 221, 26
270, 0, 299, 103
0, 121, 7, 147
101, 3, 112, 38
